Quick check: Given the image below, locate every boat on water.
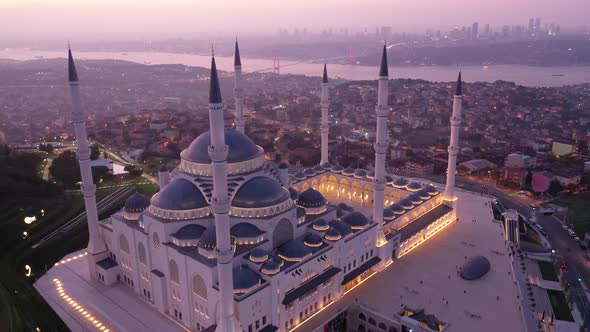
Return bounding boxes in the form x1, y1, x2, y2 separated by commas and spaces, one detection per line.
551, 74, 565, 77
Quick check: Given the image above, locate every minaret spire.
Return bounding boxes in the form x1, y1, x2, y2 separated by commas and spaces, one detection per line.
208, 54, 242, 332
443, 71, 464, 204
234, 39, 245, 133
320, 64, 330, 165
68, 46, 106, 274
373, 45, 389, 247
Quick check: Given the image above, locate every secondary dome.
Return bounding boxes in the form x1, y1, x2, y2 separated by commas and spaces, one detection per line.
418, 189, 431, 200
261, 255, 283, 275
233, 266, 261, 293
296, 188, 327, 208
232, 177, 290, 208
321, 162, 333, 169
399, 198, 414, 209
313, 165, 326, 173
312, 218, 329, 231
330, 220, 352, 237
181, 129, 262, 164
385, 175, 394, 184
409, 193, 423, 205
278, 240, 312, 261
389, 203, 405, 215
230, 223, 264, 238
354, 169, 367, 178
304, 233, 323, 247
383, 208, 395, 221
393, 178, 409, 188
460, 256, 491, 280
124, 192, 150, 213
173, 224, 207, 240
341, 211, 369, 229
294, 172, 306, 180
330, 165, 344, 173
249, 248, 268, 263
324, 227, 342, 241
342, 167, 355, 176
425, 185, 439, 195
303, 168, 316, 176
406, 182, 423, 192
151, 178, 208, 211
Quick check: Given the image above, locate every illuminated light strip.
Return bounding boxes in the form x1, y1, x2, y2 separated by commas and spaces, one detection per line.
52, 278, 110, 332
54, 252, 88, 267
398, 216, 455, 258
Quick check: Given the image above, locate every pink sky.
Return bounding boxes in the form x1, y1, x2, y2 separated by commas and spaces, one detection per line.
0, 0, 587, 39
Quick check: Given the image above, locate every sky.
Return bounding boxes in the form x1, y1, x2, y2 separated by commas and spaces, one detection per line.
0, 0, 588, 40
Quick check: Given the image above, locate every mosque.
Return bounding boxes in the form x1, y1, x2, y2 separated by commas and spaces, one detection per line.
65, 41, 464, 332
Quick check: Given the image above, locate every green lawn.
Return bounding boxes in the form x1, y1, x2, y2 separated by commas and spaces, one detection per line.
520, 225, 548, 253
537, 261, 559, 282
554, 193, 590, 236
546, 289, 574, 322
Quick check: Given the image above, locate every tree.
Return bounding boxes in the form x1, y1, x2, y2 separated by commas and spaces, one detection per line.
547, 180, 563, 195
50, 150, 81, 187
90, 145, 100, 160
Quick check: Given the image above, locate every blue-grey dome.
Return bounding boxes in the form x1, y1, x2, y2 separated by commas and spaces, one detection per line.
151, 178, 208, 211
425, 185, 439, 195
249, 248, 268, 262
340, 211, 369, 229
385, 175, 394, 184
304, 233, 323, 247
233, 265, 261, 291
294, 172, 306, 180
261, 255, 282, 274
389, 203, 405, 214
125, 192, 150, 213
181, 129, 262, 164
399, 198, 414, 209
329, 220, 352, 237
366, 171, 375, 179
321, 162, 333, 169
330, 165, 344, 173
296, 206, 306, 218
417, 189, 431, 200
342, 167, 355, 176
173, 224, 207, 240
312, 218, 329, 231
289, 187, 300, 200
324, 227, 341, 241
232, 176, 290, 208
393, 178, 409, 188
296, 188, 326, 208
313, 165, 326, 173
407, 182, 422, 191
303, 168, 316, 176
199, 226, 217, 250
231, 223, 263, 238
354, 169, 367, 178
409, 193, 423, 204
460, 256, 491, 280
279, 240, 311, 260
278, 162, 289, 169
383, 208, 395, 220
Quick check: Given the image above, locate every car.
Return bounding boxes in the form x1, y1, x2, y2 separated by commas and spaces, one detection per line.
562, 225, 569, 231
568, 230, 576, 237
529, 203, 536, 209
575, 236, 581, 242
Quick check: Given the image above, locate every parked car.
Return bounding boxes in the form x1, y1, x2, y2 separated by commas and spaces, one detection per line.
575, 236, 581, 242
568, 229, 576, 237
562, 225, 569, 231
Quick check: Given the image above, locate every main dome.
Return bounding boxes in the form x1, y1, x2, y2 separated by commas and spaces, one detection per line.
181, 129, 263, 164
232, 176, 290, 208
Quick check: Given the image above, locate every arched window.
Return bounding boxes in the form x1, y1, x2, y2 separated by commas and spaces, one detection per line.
192, 274, 207, 300
273, 219, 293, 247
119, 234, 129, 254
358, 313, 366, 321
169, 259, 179, 284
138, 242, 147, 264
378, 322, 387, 330
368, 317, 376, 326
152, 233, 161, 250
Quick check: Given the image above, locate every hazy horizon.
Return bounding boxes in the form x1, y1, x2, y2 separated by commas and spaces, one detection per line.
1, 0, 589, 41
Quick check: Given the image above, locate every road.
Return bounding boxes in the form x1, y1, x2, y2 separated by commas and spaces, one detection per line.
42, 157, 53, 181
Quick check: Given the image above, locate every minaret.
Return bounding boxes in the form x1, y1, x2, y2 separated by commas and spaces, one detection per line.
320, 64, 330, 165
68, 46, 106, 270
234, 40, 245, 133
208, 54, 241, 332
372, 45, 389, 246
443, 72, 463, 202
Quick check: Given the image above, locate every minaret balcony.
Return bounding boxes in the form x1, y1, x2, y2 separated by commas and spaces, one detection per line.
374, 142, 388, 154
448, 146, 460, 155
450, 117, 462, 126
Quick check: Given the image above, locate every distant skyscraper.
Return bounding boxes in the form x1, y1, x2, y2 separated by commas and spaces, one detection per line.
484, 24, 490, 35
472, 22, 479, 40
535, 17, 541, 31
528, 18, 534, 32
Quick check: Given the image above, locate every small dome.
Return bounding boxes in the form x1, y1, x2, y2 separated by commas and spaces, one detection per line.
393, 178, 409, 188
366, 171, 375, 179
278, 162, 289, 169
294, 172, 306, 180
399, 198, 414, 209
232, 176, 290, 208
417, 189, 431, 200
303, 168, 316, 176
231, 223, 263, 238
385, 175, 394, 184
383, 209, 395, 220
406, 182, 423, 191
181, 129, 262, 164
389, 203, 405, 215
321, 162, 333, 169
324, 227, 342, 241
289, 187, 300, 200
353, 169, 367, 178
312, 218, 329, 231
342, 167, 355, 176
199, 226, 217, 250
460, 256, 491, 280
173, 224, 206, 240
278, 240, 311, 261
409, 193, 423, 204
304, 233, 323, 247
233, 265, 261, 292
249, 248, 268, 263
159, 165, 168, 172
329, 220, 352, 237
296, 188, 327, 208
313, 165, 326, 173
261, 255, 283, 275
124, 192, 150, 213
340, 211, 369, 229
151, 178, 208, 211
296, 206, 306, 218
425, 185, 439, 195
336, 208, 346, 217
330, 165, 344, 173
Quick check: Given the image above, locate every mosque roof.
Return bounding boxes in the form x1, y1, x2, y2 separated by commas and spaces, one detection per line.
233, 265, 260, 291
340, 211, 369, 229
329, 220, 352, 237
124, 192, 150, 213
199, 226, 217, 250
303, 233, 323, 247
173, 224, 207, 240
232, 177, 290, 208
279, 239, 311, 260
230, 223, 264, 238
151, 178, 208, 211
181, 129, 262, 164
407, 182, 423, 191
330, 165, 344, 173
303, 168, 316, 176
342, 167, 355, 175
296, 188, 327, 207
